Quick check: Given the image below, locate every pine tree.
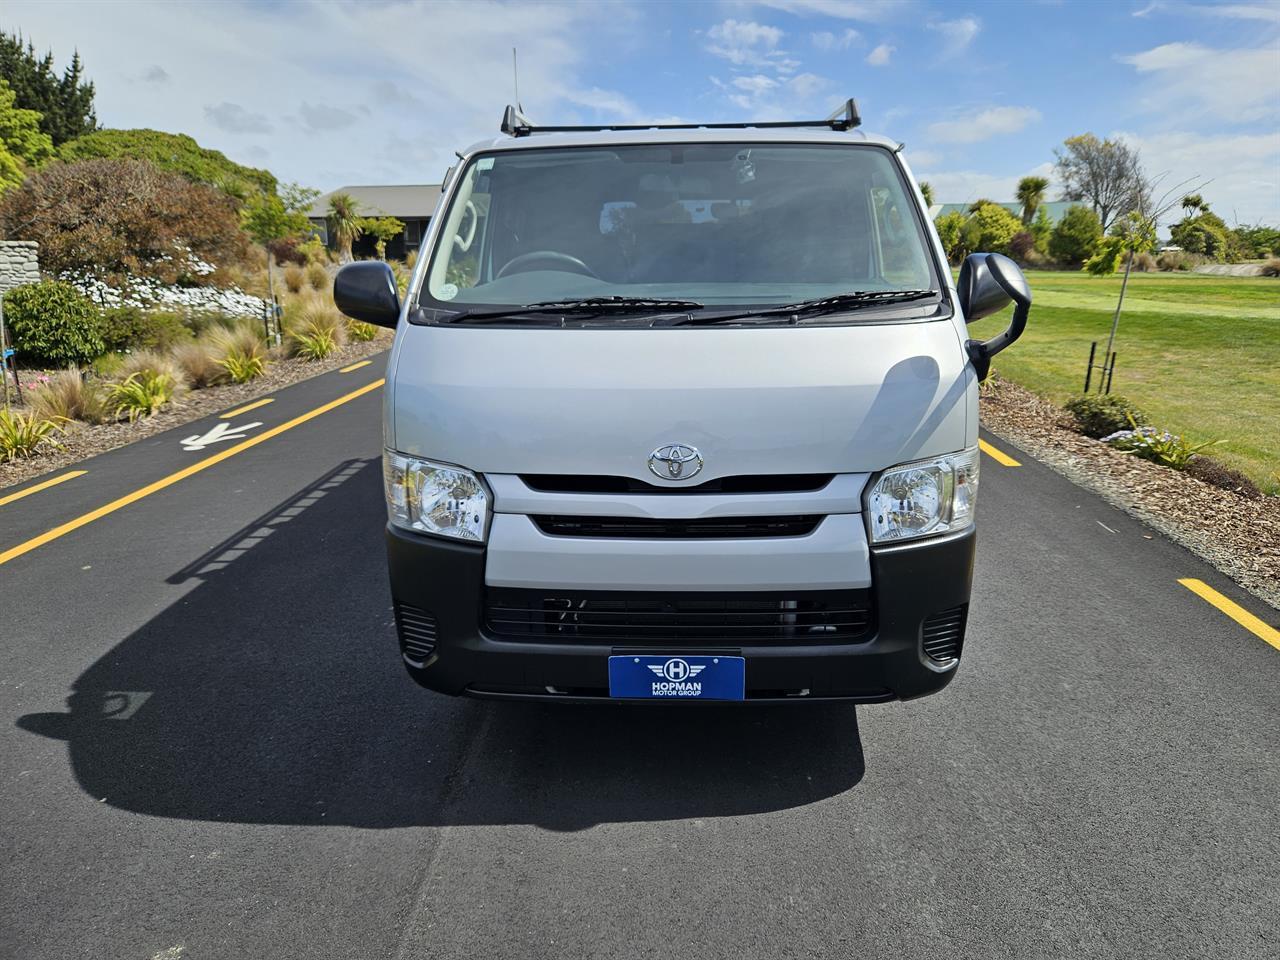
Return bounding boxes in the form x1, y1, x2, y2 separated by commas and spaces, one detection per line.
0, 32, 97, 145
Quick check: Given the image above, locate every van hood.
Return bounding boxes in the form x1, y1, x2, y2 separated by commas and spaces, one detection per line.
389, 321, 973, 483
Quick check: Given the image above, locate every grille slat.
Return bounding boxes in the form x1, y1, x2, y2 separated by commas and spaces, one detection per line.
521, 474, 834, 495
485, 589, 872, 645
532, 514, 821, 539
394, 601, 439, 663
921, 604, 967, 662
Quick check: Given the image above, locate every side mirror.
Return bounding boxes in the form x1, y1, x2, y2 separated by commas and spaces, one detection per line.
334, 261, 401, 328
957, 252, 1032, 379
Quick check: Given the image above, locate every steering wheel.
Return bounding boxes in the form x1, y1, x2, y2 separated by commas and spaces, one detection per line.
496, 250, 598, 280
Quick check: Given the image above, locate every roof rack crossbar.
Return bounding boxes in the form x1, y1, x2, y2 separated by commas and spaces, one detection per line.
499, 98, 861, 138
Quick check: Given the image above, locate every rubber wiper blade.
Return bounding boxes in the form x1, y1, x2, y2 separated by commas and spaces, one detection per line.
445, 296, 703, 323
660, 289, 935, 326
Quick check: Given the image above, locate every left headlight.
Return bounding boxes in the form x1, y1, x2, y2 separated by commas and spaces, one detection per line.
864, 446, 979, 545
383, 451, 490, 542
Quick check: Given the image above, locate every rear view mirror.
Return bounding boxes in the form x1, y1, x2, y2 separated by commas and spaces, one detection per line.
957, 252, 1032, 378
334, 261, 401, 328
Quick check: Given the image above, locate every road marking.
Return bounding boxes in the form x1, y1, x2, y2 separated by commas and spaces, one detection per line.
219, 397, 274, 419
0, 469, 87, 507
340, 360, 372, 373
979, 438, 1021, 467
181, 420, 263, 451
0, 378, 384, 567
1178, 578, 1280, 651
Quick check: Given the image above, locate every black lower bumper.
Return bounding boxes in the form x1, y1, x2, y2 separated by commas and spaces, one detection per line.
385, 524, 976, 703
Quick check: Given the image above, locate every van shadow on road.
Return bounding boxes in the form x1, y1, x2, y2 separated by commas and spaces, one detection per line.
17, 458, 865, 832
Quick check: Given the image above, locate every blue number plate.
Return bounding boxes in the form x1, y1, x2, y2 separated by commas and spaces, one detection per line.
608, 655, 746, 701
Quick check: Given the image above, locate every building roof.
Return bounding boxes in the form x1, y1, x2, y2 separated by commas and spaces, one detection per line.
930, 200, 1076, 225
307, 184, 442, 220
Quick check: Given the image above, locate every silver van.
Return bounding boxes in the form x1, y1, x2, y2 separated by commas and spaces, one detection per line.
334, 100, 1031, 704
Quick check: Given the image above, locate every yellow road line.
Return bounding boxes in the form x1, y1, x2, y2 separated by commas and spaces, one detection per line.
340, 360, 373, 373
1178, 578, 1280, 651
0, 470, 88, 508
979, 438, 1021, 467
219, 397, 274, 419
0, 379, 384, 567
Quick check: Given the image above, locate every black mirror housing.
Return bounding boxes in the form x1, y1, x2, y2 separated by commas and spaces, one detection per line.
957, 252, 1032, 379
334, 261, 401, 328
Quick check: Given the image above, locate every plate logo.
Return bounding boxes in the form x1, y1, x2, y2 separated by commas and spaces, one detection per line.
647, 658, 706, 682
648, 443, 703, 480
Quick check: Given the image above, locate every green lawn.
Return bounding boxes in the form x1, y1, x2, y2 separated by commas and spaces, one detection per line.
966, 269, 1280, 494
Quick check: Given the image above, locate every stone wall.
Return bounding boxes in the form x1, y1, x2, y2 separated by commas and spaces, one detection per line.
0, 241, 40, 293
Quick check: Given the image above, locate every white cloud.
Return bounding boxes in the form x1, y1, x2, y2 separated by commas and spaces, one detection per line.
204, 101, 273, 134
927, 105, 1040, 143
912, 162, 1056, 206
705, 19, 785, 65
811, 28, 860, 50
732, 74, 780, 95
1117, 129, 1280, 227
928, 16, 980, 56
753, 0, 905, 21
1136, 2, 1280, 22
713, 71, 829, 116
866, 43, 894, 66
1120, 42, 1278, 124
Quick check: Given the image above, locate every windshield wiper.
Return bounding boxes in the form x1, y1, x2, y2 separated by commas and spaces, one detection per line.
655, 289, 936, 326
446, 296, 704, 323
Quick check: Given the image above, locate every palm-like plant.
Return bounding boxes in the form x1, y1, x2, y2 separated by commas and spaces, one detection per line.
1180, 193, 1205, 217
1016, 176, 1049, 225
327, 193, 363, 263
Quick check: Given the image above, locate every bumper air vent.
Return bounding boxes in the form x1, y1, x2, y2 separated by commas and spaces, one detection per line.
531, 514, 822, 539
485, 589, 872, 644
394, 601, 438, 664
520, 474, 834, 495
921, 604, 968, 663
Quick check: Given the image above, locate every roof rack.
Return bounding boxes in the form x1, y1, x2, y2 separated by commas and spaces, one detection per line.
499, 98, 861, 138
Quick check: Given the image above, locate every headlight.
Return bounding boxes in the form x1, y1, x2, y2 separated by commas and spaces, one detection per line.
383, 451, 490, 542
864, 447, 979, 544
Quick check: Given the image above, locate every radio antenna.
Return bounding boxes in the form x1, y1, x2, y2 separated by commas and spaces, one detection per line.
512, 47, 522, 111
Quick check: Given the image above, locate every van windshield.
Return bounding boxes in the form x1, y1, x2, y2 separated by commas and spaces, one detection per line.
423, 143, 938, 314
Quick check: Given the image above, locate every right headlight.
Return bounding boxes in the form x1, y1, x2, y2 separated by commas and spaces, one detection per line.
383, 451, 490, 542
864, 446, 979, 544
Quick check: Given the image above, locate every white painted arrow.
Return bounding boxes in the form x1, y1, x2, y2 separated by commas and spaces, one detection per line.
180, 420, 263, 451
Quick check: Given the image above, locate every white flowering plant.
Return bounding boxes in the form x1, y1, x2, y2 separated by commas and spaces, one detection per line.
1102, 416, 1220, 470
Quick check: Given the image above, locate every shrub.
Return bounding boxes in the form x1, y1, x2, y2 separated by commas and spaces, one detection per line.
283, 264, 305, 294
3, 280, 104, 366
292, 324, 337, 360
1184, 456, 1262, 499
1157, 251, 1194, 272
1102, 420, 1219, 470
305, 262, 330, 291
1124, 250, 1157, 272
1049, 205, 1103, 265
966, 202, 1023, 256
286, 299, 346, 360
99, 306, 191, 353
0, 409, 65, 460
1064, 394, 1149, 439
116, 349, 185, 388
346, 319, 379, 342
268, 236, 307, 266
1261, 258, 1280, 278
173, 340, 226, 388
1169, 211, 1231, 261
29, 369, 112, 424
405, 248, 418, 271
0, 157, 249, 283
934, 211, 968, 264
1009, 231, 1036, 262
110, 370, 175, 421
212, 325, 269, 382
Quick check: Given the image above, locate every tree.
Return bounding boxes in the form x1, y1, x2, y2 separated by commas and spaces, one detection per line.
359, 215, 405, 259
966, 202, 1023, 255
918, 181, 934, 208
57, 128, 276, 198
967, 198, 998, 214
0, 32, 97, 145
934, 211, 967, 263
1169, 210, 1231, 260
242, 182, 319, 246
1084, 211, 1158, 276
1180, 193, 1204, 217
1015, 176, 1049, 225
1030, 206, 1053, 254
1049, 204, 1103, 264
327, 193, 362, 262
0, 157, 249, 283
0, 78, 54, 194
1054, 133, 1147, 231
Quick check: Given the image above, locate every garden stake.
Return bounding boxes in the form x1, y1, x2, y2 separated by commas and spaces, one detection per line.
1084, 341, 1097, 393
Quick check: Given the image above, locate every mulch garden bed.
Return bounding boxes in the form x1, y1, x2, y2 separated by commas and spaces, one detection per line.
980, 376, 1280, 611
1, 338, 389, 491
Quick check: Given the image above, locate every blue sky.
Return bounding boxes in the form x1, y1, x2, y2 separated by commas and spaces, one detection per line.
8, 0, 1279, 224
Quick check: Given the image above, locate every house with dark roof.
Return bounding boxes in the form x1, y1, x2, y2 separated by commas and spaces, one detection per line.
307, 184, 443, 260
929, 201, 1075, 226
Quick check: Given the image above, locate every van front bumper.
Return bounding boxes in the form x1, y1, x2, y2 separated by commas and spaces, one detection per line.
385, 524, 976, 703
